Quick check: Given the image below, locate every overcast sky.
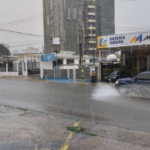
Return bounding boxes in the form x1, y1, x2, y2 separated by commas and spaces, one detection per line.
0, 0, 43, 52
115, 0, 150, 34
0, 0, 149, 53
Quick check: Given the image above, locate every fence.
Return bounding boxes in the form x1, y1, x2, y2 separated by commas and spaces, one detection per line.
43, 66, 99, 80
0, 64, 6, 72
8, 63, 18, 72
28, 62, 40, 75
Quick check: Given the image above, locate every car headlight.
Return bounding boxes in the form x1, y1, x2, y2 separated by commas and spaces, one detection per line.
115, 81, 119, 84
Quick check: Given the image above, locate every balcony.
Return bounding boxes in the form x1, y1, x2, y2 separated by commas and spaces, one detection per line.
88, 47, 97, 51
88, 19, 96, 23
87, 5, 95, 8
88, 26, 96, 30
88, 34, 96, 37
88, 12, 96, 16
88, 40, 96, 44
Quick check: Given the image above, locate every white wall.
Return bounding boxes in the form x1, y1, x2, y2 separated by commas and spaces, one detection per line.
42, 62, 53, 69
59, 65, 79, 70
74, 59, 79, 64
0, 72, 19, 76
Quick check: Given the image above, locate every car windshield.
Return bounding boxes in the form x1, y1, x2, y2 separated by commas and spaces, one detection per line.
113, 71, 119, 75
111, 72, 115, 75
136, 73, 150, 80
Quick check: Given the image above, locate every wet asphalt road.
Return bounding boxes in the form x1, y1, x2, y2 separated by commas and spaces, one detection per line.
1, 79, 150, 133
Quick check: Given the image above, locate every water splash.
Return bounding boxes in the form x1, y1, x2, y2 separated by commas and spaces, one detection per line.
91, 83, 120, 101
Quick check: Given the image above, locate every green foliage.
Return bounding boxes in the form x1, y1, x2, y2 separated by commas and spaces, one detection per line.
67, 126, 86, 133
67, 126, 97, 136
85, 133, 97, 136
0, 44, 11, 56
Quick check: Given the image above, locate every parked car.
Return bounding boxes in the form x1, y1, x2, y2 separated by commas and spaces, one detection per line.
115, 71, 150, 96
104, 70, 129, 82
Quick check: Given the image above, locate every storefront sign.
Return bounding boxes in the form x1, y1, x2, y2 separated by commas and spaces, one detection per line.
97, 32, 150, 49
41, 54, 55, 62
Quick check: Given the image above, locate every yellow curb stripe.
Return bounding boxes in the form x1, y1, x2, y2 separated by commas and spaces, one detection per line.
61, 121, 80, 150
62, 145, 69, 150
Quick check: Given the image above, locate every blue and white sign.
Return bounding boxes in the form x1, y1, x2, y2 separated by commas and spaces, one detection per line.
41, 54, 55, 62
97, 31, 150, 49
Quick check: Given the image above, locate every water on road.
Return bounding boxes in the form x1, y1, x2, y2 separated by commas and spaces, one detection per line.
0, 79, 150, 133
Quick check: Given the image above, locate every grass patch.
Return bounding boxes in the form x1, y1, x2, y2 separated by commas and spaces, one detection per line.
67, 126, 86, 133
67, 126, 97, 137
85, 133, 97, 136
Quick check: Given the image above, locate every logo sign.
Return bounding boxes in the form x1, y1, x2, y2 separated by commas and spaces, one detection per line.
143, 35, 150, 41
42, 54, 55, 62
130, 34, 142, 44
97, 36, 108, 48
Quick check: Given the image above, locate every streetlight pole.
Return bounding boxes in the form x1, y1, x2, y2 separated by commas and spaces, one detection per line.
54, 46, 59, 79
67, 18, 84, 81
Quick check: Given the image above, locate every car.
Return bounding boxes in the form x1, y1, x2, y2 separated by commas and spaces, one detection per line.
115, 71, 150, 96
104, 70, 129, 82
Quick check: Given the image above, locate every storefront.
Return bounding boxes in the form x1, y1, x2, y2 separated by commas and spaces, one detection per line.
97, 32, 150, 78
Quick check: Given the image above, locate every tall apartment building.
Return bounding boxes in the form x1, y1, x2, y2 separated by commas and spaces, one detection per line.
83, 0, 115, 56
83, 0, 97, 56
43, 0, 79, 54
43, 0, 115, 57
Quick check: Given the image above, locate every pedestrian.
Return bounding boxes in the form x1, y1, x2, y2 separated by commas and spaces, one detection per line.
90, 71, 96, 83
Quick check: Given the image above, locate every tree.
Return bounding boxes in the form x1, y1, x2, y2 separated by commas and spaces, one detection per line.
0, 44, 11, 56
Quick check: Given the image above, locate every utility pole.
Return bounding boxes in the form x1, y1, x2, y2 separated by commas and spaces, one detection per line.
78, 0, 84, 81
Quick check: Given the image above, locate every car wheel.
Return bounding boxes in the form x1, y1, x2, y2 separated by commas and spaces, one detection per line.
118, 85, 128, 95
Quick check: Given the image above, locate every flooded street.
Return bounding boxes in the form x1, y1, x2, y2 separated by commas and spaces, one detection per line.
0, 79, 150, 133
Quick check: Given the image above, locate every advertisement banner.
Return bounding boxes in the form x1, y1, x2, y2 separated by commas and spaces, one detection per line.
97, 32, 150, 49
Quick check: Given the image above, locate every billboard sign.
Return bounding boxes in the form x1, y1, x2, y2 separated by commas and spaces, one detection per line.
97, 32, 150, 49
41, 54, 55, 62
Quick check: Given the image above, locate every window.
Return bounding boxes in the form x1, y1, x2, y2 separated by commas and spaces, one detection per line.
53, 59, 63, 66
67, 59, 74, 64
136, 73, 150, 80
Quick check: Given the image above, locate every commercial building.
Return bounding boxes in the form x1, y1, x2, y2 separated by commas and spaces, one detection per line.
13, 47, 40, 56
43, 0, 79, 54
40, 51, 98, 80
97, 32, 150, 80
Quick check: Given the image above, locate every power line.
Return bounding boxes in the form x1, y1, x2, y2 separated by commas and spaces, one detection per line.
0, 14, 42, 27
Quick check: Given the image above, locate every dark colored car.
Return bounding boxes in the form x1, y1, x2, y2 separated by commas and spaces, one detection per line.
104, 70, 129, 82
115, 71, 150, 96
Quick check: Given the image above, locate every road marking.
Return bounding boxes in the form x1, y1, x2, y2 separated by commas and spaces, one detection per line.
61, 121, 80, 150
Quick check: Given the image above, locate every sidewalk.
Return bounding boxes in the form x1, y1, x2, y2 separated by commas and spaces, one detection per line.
38, 78, 92, 85
0, 105, 150, 150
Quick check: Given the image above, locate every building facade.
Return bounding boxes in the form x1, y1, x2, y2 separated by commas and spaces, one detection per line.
43, 0, 79, 54
83, 0, 115, 56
